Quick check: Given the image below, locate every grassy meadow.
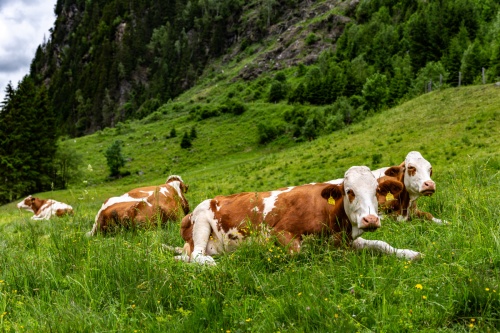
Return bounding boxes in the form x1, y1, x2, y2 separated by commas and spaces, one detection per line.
0, 84, 499, 332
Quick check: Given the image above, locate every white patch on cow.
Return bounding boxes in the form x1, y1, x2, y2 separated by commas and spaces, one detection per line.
166, 181, 183, 198
159, 186, 170, 196
371, 167, 390, 179
326, 178, 343, 185
190, 199, 220, 264
262, 187, 294, 218
342, 166, 380, 232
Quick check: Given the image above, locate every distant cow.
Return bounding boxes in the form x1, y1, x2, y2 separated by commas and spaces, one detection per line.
177, 166, 421, 265
17, 195, 74, 220
87, 175, 189, 236
372, 151, 444, 224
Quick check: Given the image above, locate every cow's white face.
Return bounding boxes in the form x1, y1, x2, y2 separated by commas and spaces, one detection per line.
17, 196, 34, 212
343, 166, 380, 238
404, 151, 435, 198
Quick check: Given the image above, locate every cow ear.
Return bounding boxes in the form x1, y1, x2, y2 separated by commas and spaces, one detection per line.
321, 184, 343, 201
184, 184, 189, 193
384, 166, 404, 177
377, 179, 404, 197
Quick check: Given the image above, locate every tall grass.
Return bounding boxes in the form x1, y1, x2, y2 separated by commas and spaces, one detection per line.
0, 155, 498, 332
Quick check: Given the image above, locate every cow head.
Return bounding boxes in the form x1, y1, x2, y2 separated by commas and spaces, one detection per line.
17, 195, 36, 213
166, 175, 189, 193
385, 151, 435, 198
322, 166, 403, 238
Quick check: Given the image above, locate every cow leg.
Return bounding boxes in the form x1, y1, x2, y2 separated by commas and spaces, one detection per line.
274, 230, 301, 253
190, 210, 217, 265
351, 237, 421, 260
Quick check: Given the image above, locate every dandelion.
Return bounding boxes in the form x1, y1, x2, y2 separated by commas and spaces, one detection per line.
469, 323, 474, 328
422, 296, 427, 300
485, 288, 490, 291
246, 318, 251, 322
334, 314, 339, 319
471, 319, 475, 322
415, 284, 423, 290
298, 292, 302, 296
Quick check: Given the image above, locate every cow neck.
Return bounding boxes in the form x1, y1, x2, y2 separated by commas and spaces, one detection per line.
397, 172, 411, 218
327, 196, 353, 241
32, 198, 45, 214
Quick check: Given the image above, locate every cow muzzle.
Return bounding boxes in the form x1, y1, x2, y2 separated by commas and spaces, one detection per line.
420, 181, 436, 196
360, 215, 381, 231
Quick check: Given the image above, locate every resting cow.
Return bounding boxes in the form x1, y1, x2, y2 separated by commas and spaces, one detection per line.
177, 166, 421, 265
372, 151, 444, 224
17, 195, 74, 220
87, 175, 189, 236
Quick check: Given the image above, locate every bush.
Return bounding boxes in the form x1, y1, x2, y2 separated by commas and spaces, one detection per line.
268, 81, 286, 103
180, 132, 192, 149
362, 73, 389, 112
257, 123, 279, 144
105, 140, 126, 178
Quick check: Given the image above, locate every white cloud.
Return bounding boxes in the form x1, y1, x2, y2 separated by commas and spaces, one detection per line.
0, 0, 56, 103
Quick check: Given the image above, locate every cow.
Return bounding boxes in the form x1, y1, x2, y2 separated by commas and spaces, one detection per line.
86, 175, 189, 236
17, 195, 74, 220
372, 151, 445, 224
176, 166, 421, 265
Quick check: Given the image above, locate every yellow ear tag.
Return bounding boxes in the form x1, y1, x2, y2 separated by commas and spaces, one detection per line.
328, 196, 336, 205
386, 192, 395, 201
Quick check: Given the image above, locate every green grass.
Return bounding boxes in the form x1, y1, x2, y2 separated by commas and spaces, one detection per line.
0, 84, 499, 331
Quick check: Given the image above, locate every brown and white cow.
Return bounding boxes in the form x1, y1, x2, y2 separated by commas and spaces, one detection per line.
86, 175, 189, 236
17, 195, 74, 220
371, 151, 445, 224
177, 166, 421, 265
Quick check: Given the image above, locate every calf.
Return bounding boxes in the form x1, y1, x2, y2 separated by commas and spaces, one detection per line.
178, 166, 420, 265
373, 151, 444, 223
17, 195, 74, 220
87, 175, 189, 236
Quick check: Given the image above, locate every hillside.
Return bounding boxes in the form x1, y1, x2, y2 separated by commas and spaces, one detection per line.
1, 83, 498, 215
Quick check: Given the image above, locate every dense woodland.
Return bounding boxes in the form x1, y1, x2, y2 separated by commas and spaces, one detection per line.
1, 0, 500, 203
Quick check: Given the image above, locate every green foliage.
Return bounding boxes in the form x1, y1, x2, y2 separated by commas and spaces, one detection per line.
257, 123, 279, 144
180, 132, 192, 149
0, 77, 57, 204
362, 73, 389, 112
52, 144, 83, 189
268, 81, 286, 103
104, 140, 126, 177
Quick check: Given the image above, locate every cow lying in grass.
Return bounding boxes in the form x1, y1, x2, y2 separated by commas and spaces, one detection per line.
372, 151, 445, 224
87, 175, 189, 236
17, 195, 74, 220
176, 166, 421, 265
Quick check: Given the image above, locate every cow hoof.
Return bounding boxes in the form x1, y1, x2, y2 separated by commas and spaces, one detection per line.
174, 254, 191, 262
85, 231, 94, 237
398, 249, 422, 260
192, 255, 216, 266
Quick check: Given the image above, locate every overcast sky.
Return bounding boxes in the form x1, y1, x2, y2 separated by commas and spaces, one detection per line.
0, 0, 56, 103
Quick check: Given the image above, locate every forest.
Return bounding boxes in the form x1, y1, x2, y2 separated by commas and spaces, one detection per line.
1, 0, 499, 203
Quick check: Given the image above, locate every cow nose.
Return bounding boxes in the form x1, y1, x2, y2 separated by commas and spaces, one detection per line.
421, 181, 436, 195
361, 215, 381, 230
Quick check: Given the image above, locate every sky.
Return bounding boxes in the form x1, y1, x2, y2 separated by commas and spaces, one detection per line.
0, 0, 57, 103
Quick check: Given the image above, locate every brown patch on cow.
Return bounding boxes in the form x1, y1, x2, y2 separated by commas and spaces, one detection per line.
407, 165, 417, 177
377, 179, 404, 197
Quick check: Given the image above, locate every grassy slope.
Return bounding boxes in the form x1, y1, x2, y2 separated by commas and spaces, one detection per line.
0, 84, 499, 332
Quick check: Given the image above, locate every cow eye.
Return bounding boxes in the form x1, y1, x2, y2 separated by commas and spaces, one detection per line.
429, 168, 433, 176
346, 189, 355, 202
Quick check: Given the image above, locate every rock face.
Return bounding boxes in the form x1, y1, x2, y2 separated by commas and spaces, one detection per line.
233, 1, 353, 81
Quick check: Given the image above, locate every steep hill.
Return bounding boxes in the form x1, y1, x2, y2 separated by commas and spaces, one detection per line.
28, 0, 500, 136
1, 83, 496, 215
